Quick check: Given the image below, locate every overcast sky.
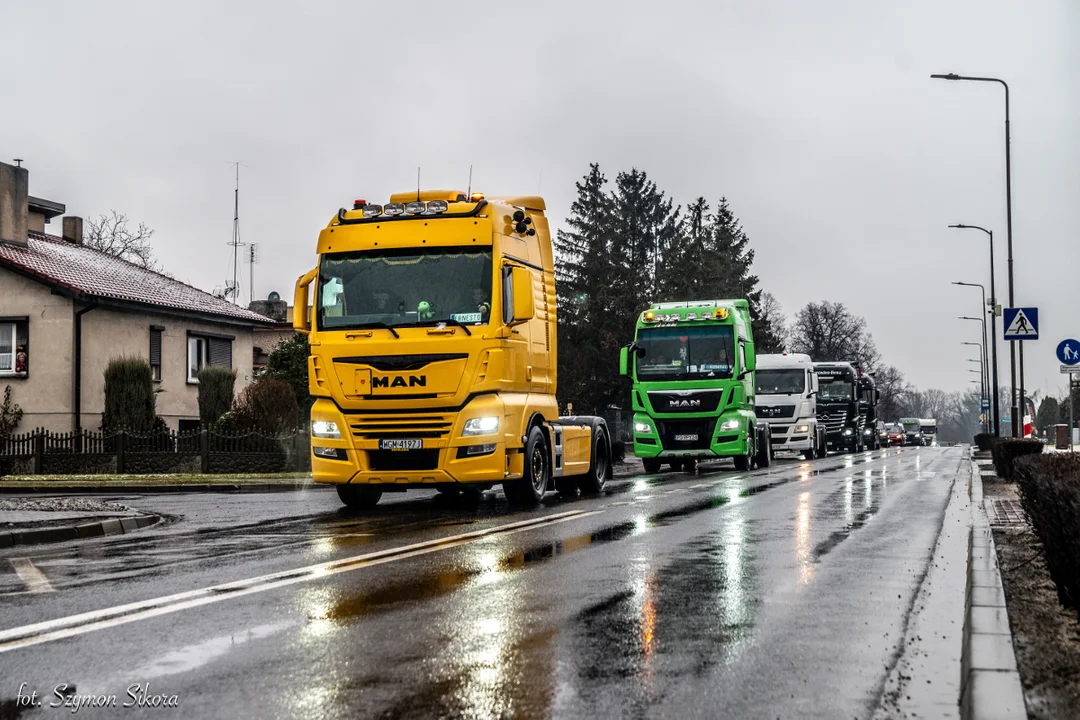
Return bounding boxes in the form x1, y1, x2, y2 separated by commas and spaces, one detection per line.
3, 0, 1077, 401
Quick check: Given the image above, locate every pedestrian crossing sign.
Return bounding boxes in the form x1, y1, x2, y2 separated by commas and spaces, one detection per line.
1003, 307, 1039, 340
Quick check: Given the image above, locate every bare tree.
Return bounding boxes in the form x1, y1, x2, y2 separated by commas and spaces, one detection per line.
788, 301, 881, 370
84, 211, 159, 270
873, 364, 909, 421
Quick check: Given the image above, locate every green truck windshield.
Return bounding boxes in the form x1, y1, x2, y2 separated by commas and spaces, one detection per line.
317, 247, 493, 330
635, 325, 735, 382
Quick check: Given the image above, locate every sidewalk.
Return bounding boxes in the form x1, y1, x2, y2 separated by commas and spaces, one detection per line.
0, 473, 321, 495
0, 497, 161, 548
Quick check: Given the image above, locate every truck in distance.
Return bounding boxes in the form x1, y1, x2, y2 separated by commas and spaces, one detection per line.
813, 361, 865, 453
918, 418, 938, 446
857, 369, 882, 450
620, 300, 771, 473
755, 352, 827, 460
294, 190, 612, 508
899, 418, 922, 445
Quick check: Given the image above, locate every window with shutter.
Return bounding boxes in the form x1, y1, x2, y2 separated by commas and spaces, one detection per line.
149, 327, 163, 382
208, 337, 232, 368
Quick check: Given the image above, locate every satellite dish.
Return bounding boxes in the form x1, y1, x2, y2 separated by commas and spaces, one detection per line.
268, 291, 281, 302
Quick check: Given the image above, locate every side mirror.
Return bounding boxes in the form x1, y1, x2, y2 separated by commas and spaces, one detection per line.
875, 389, 881, 404
738, 340, 756, 378
504, 265, 535, 326
619, 347, 629, 376
293, 267, 318, 334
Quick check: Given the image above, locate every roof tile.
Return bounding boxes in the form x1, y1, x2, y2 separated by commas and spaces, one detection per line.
0, 231, 272, 324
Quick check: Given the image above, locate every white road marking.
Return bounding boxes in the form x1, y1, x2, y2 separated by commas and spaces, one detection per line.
9, 558, 54, 594
0, 508, 601, 654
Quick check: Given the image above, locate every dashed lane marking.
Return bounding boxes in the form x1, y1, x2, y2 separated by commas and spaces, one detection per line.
9, 559, 54, 594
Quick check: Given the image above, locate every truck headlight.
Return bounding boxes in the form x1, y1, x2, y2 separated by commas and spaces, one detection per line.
634, 422, 652, 434
843, 428, 854, 436
794, 424, 810, 433
311, 420, 341, 439
463, 417, 500, 436
720, 419, 740, 431
863, 428, 873, 435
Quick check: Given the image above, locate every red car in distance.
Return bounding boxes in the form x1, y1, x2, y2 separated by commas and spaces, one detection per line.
884, 423, 905, 446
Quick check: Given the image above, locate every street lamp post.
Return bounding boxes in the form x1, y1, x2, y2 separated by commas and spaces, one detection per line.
953, 278, 999, 436
934, 72, 1017, 436
963, 340, 987, 432
960, 314, 990, 431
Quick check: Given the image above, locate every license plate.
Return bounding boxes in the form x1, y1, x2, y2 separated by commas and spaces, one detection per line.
379, 438, 422, 451
674, 433, 698, 442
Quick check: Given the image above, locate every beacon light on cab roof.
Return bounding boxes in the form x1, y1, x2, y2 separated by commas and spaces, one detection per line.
643, 311, 656, 322
714, 308, 729, 319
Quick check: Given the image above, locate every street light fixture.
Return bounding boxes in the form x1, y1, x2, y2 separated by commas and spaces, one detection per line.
934, 71, 1019, 435
962, 339, 989, 433
953, 279, 1000, 436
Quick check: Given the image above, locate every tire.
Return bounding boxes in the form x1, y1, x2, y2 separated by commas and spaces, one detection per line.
336, 484, 382, 509
503, 426, 549, 507
578, 427, 610, 495
642, 457, 662, 474
733, 453, 751, 472
816, 431, 828, 458
803, 448, 815, 461
756, 429, 771, 468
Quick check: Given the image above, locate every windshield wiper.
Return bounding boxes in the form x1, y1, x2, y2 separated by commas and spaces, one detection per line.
345, 322, 400, 339
415, 318, 472, 336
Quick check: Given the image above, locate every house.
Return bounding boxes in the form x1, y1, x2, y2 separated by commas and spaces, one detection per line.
0, 161, 273, 433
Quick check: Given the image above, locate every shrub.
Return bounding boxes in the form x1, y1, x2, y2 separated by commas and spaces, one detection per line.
102, 357, 156, 432
266, 333, 311, 410
973, 433, 993, 452
197, 366, 236, 427
0, 385, 22, 439
232, 377, 300, 434
1014, 453, 1080, 610
989, 438, 1043, 481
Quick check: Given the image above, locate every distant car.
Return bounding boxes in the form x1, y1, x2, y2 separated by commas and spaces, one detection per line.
884, 423, 905, 446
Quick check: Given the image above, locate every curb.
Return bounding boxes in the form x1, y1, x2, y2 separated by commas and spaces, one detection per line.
960, 456, 1027, 720
0, 513, 161, 548
0, 482, 328, 495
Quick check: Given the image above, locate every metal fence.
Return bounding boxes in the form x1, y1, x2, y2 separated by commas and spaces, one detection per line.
0, 427, 311, 476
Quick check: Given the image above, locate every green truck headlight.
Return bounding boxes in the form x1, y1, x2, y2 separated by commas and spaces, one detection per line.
720, 419, 739, 431
634, 422, 652, 434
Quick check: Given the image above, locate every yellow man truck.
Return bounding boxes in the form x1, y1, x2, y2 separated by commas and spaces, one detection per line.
294, 190, 612, 508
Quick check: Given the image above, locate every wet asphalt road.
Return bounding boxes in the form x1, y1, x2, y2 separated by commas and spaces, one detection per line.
0, 446, 966, 719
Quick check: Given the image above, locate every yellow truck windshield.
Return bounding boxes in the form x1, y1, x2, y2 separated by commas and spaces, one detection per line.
317, 247, 493, 330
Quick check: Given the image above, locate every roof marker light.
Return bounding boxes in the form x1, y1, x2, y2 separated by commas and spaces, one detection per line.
470, 192, 485, 201
362, 204, 383, 218
383, 203, 405, 216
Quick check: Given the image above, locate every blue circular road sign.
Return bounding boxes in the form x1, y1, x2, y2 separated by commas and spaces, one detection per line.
1057, 339, 1080, 366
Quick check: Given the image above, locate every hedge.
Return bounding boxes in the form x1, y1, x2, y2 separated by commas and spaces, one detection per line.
989, 438, 1043, 481
973, 433, 993, 452
1014, 453, 1080, 610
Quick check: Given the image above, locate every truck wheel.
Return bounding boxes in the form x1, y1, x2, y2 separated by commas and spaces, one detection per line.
578, 427, 610, 495
816, 433, 828, 458
755, 429, 772, 468
336, 484, 382, 509
733, 453, 751, 472
803, 448, 815, 461
503, 426, 549, 506
642, 458, 662, 474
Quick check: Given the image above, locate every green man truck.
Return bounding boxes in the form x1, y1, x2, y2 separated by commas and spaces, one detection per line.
619, 300, 771, 473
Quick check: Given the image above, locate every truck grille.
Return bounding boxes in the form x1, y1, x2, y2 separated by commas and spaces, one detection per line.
350, 415, 453, 439
656, 419, 714, 450
817, 411, 848, 435
647, 390, 725, 414
757, 404, 795, 419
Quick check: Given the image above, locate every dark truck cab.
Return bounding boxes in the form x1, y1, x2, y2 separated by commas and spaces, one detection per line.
857, 369, 882, 450
814, 362, 864, 453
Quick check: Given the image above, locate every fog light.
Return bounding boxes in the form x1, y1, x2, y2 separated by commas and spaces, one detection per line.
634, 422, 652, 434
313, 446, 344, 459
794, 424, 810, 433
467, 443, 496, 455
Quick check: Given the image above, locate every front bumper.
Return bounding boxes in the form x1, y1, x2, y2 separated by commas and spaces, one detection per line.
762, 422, 813, 451
632, 413, 750, 459
308, 397, 521, 486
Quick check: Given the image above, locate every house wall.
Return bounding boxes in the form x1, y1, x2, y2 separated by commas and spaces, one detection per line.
0, 268, 74, 432
80, 308, 256, 431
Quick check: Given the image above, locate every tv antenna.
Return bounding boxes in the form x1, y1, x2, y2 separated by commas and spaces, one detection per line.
225, 162, 246, 304
247, 243, 260, 305
466, 165, 473, 198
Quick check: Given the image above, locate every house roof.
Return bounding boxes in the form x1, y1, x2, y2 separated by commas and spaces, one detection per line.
0, 231, 273, 325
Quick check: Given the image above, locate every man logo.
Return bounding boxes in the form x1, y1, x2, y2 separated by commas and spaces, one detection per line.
668, 399, 701, 409
372, 375, 427, 389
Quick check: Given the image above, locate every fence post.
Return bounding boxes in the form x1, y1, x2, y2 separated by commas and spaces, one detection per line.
200, 429, 210, 474
33, 429, 44, 475
115, 431, 126, 474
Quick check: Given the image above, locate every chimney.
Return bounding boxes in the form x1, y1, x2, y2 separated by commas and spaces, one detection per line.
63, 216, 84, 245
0, 161, 29, 247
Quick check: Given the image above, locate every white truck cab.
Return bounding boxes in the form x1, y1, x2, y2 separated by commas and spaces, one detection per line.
755, 353, 828, 460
